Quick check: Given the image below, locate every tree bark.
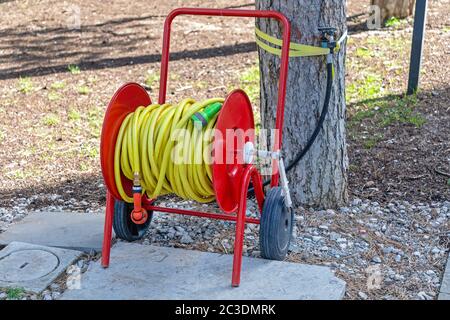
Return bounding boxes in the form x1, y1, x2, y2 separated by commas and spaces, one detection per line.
256, 0, 348, 208
371, 0, 415, 23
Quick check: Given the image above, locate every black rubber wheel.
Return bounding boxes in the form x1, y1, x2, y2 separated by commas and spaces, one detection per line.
113, 200, 152, 241
259, 187, 293, 260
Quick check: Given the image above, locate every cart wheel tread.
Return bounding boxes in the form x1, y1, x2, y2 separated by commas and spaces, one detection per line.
259, 187, 293, 260
113, 200, 152, 241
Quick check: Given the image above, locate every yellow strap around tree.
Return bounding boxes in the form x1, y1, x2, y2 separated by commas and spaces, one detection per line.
255, 27, 343, 57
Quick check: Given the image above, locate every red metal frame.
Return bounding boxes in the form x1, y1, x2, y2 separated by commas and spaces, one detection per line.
159, 8, 290, 187
101, 7, 291, 287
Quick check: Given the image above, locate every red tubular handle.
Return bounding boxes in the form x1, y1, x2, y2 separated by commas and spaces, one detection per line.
158, 8, 291, 187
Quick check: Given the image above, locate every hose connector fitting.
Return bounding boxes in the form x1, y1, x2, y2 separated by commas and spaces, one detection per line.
133, 172, 141, 187
319, 27, 337, 53
191, 102, 222, 129
131, 172, 148, 225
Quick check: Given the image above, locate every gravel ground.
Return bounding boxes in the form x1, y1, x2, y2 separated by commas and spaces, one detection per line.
2, 195, 448, 300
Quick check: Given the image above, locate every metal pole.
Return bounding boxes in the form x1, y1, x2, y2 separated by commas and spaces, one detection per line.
407, 0, 428, 95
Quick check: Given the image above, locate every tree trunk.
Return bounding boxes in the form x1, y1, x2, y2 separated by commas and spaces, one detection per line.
371, 0, 415, 23
256, 0, 348, 208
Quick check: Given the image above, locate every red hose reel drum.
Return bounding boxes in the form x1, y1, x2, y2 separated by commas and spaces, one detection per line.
212, 89, 255, 214
100, 84, 255, 213
100, 83, 151, 201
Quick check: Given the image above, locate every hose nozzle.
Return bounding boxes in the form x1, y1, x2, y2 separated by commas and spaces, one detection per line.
191, 102, 222, 129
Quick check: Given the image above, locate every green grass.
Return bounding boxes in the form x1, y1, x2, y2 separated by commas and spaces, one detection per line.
79, 162, 89, 171
77, 85, 90, 95
82, 143, 99, 158
43, 113, 60, 126
366, 36, 382, 46
144, 71, 159, 88
385, 17, 407, 28
18, 77, 34, 94
355, 47, 371, 59
170, 73, 180, 81
194, 80, 208, 89
47, 91, 61, 101
87, 106, 104, 138
347, 73, 383, 103
363, 133, 383, 149
239, 63, 260, 103
68, 64, 81, 75
68, 108, 81, 121
346, 28, 416, 131
349, 94, 426, 128
50, 81, 66, 90
6, 287, 25, 300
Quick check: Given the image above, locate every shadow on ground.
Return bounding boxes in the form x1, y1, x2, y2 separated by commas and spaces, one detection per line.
347, 86, 450, 203
0, 12, 257, 80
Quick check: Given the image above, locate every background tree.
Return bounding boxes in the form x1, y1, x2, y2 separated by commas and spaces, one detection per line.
372, 0, 415, 23
256, 0, 348, 208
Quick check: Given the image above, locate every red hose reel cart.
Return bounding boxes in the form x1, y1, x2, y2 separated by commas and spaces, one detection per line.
100, 8, 293, 287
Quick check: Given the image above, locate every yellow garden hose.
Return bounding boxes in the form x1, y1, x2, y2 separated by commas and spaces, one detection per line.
114, 97, 224, 204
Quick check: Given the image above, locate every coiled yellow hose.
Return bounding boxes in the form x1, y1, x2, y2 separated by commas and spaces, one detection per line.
114, 97, 225, 204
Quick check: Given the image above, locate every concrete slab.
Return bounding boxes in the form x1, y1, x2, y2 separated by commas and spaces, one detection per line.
0, 211, 109, 253
62, 242, 346, 300
438, 292, 450, 300
438, 253, 450, 300
0, 242, 82, 293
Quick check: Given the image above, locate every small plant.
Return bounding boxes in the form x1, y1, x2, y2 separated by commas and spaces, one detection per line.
68, 108, 81, 121
385, 17, 401, 28
77, 85, 90, 95
170, 73, 180, 81
79, 162, 89, 171
51, 81, 66, 90
144, 71, 159, 88
355, 47, 371, 59
447, 178, 450, 186
194, 80, 208, 89
68, 64, 81, 75
43, 113, 60, 126
47, 91, 61, 101
6, 287, 25, 300
0, 128, 4, 143
82, 144, 99, 158
18, 77, 34, 94
363, 133, 383, 149
87, 106, 103, 138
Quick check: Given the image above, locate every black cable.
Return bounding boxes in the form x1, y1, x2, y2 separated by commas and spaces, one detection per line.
250, 60, 334, 193
285, 61, 333, 172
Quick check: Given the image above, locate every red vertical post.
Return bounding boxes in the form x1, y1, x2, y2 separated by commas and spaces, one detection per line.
101, 191, 115, 268
231, 203, 246, 287
270, 14, 291, 188
231, 165, 256, 287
